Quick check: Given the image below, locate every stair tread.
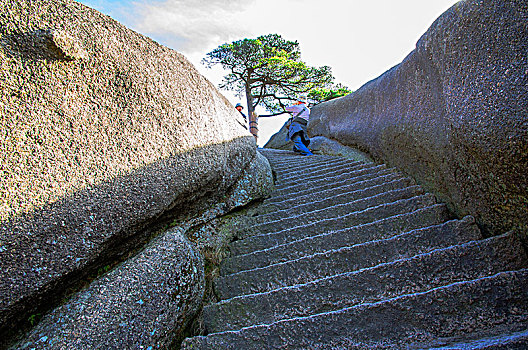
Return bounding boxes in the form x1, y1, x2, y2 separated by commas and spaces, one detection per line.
206, 232, 527, 333
427, 329, 528, 349
216, 217, 483, 299
248, 178, 415, 225
222, 205, 450, 275
182, 269, 528, 349
181, 151, 528, 349
260, 172, 404, 211
273, 158, 359, 178
275, 161, 367, 187
263, 166, 392, 206
272, 163, 384, 192
232, 194, 437, 253
236, 188, 428, 241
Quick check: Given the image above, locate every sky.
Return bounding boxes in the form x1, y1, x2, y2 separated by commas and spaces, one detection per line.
77, 0, 460, 146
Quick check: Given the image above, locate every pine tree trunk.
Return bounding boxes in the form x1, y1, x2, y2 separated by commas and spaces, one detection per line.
245, 85, 258, 139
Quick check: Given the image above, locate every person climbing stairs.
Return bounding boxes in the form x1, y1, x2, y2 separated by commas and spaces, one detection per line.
181, 149, 528, 349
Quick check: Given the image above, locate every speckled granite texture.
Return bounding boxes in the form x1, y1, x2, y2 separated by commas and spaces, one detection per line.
15, 227, 204, 349
0, 0, 257, 344
224, 151, 274, 209
309, 0, 528, 237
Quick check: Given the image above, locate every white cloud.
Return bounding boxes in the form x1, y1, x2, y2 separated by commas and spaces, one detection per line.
127, 0, 459, 91
132, 0, 256, 53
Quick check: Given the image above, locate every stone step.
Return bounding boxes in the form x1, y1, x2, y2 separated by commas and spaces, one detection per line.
269, 154, 350, 170
182, 269, 528, 349
206, 232, 526, 333
261, 165, 391, 207
274, 160, 364, 187
259, 172, 404, 213
272, 157, 356, 178
231, 194, 437, 254
247, 177, 415, 225
235, 186, 426, 240
222, 204, 451, 275
270, 155, 355, 169
266, 156, 347, 174
263, 153, 343, 166
268, 164, 388, 198
262, 151, 338, 162
274, 162, 374, 190
427, 329, 528, 349
216, 217, 482, 300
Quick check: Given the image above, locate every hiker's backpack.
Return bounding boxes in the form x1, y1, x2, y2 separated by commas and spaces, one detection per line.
285, 106, 307, 130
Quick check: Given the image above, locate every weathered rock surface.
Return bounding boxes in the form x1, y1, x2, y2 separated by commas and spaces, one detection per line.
309, 0, 528, 237
15, 227, 204, 349
309, 136, 373, 162
263, 119, 293, 150
223, 151, 274, 210
0, 0, 260, 345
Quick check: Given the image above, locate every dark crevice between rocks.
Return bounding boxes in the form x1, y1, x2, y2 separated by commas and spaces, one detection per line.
5, 174, 269, 348
0, 180, 232, 349
271, 168, 279, 185
189, 198, 268, 302
169, 294, 206, 350
180, 198, 268, 344
1, 220, 164, 349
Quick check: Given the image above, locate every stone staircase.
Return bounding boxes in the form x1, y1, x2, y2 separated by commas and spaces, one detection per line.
181, 149, 528, 349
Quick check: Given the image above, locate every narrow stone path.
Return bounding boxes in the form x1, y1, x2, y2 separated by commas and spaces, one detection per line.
182, 149, 528, 349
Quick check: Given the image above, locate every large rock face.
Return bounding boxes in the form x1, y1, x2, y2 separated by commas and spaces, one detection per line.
264, 119, 294, 150
0, 0, 258, 344
16, 227, 204, 349
309, 0, 527, 237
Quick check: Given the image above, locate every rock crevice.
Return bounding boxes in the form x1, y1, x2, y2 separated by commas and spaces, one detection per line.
0, 0, 271, 347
